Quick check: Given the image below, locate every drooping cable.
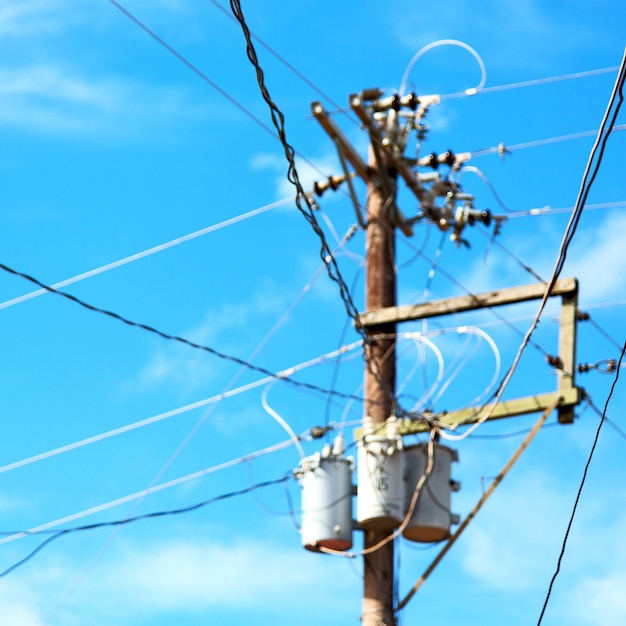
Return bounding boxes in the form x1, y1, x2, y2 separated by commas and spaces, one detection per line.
261, 381, 306, 459
536, 341, 626, 625
227, 0, 367, 341
0, 475, 290, 578
0, 260, 367, 402
394, 334, 445, 411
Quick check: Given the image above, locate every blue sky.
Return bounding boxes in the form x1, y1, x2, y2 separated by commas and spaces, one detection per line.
1, 1, 625, 625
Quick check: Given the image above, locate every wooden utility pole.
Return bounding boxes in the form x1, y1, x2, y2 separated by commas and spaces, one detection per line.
362, 145, 397, 626
311, 93, 581, 624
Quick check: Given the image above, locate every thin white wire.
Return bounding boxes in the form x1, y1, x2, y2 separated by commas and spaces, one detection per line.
432, 327, 501, 437
399, 39, 487, 97
0, 435, 305, 546
425, 332, 478, 407
0, 197, 291, 312
443, 65, 620, 99
462, 327, 502, 406
498, 200, 626, 218
261, 381, 306, 460
0, 340, 364, 476
396, 334, 445, 410
317, 210, 364, 264
473, 124, 626, 158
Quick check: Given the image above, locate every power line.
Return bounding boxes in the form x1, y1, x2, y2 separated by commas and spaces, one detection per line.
536, 340, 626, 625
0, 260, 367, 402
443, 65, 620, 100
497, 200, 626, 219
472, 124, 626, 158
205, 0, 349, 119
0, 197, 290, 312
0, 476, 290, 579
0, 440, 301, 547
227, 0, 366, 338
0, 341, 364, 476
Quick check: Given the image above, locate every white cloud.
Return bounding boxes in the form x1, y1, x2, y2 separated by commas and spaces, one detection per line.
563, 211, 626, 302
0, 65, 203, 136
2, 533, 358, 625
461, 472, 571, 590
131, 285, 290, 395
0, 579, 46, 626
0, 0, 74, 36
390, 0, 605, 73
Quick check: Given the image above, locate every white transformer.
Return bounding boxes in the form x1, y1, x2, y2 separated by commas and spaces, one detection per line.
357, 421, 405, 531
402, 443, 459, 542
297, 444, 354, 552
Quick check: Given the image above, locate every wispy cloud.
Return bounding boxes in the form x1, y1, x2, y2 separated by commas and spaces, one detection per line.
10, 534, 358, 624
130, 284, 290, 396
390, 0, 607, 75
0, 64, 204, 136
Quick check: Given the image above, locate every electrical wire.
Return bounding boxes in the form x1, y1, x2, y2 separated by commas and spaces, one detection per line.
0, 475, 290, 579
261, 381, 306, 459
0, 197, 290, 312
0, 260, 370, 403
395, 334, 445, 411
454, 165, 514, 213
227, 0, 367, 342
0, 437, 304, 548
0, 340, 364, 476
472, 124, 626, 158
205, 0, 351, 122
497, 200, 626, 219
452, 65, 620, 99
399, 39, 487, 97
430, 326, 502, 414
536, 340, 626, 625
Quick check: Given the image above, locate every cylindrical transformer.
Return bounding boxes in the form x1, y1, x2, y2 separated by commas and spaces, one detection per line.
298, 452, 354, 552
402, 443, 459, 542
357, 435, 404, 531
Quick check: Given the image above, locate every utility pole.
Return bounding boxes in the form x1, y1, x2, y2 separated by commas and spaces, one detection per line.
362, 145, 397, 626
307, 89, 581, 625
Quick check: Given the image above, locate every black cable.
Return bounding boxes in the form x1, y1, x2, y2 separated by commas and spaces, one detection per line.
0, 476, 290, 579
536, 340, 626, 625
227, 0, 396, 410
554, 51, 626, 280
0, 260, 367, 405
205, 0, 351, 122
226, 0, 364, 335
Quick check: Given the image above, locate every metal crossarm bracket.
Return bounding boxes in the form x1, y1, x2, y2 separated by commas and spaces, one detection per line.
358, 277, 580, 428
